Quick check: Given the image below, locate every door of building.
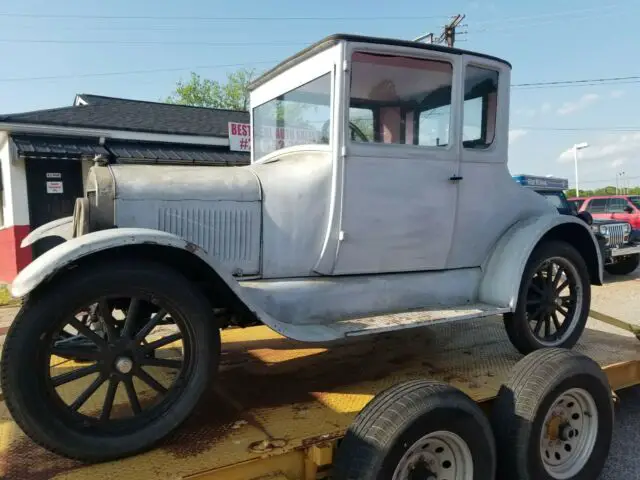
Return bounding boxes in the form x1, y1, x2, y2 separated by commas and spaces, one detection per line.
25, 158, 83, 258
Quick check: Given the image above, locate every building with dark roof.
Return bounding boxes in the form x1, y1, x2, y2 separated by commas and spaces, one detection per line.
0, 94, 251, 281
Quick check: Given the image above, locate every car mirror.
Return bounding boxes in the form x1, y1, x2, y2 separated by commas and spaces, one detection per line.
577, 211, 593, 225
624, 206, 634, 214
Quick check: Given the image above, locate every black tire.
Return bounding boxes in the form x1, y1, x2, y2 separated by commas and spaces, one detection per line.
333, 380, 496, 480
491, 348, 614, 480
604, 254, 639, 275
504, 240, 591, 355
0, 260, 219, 463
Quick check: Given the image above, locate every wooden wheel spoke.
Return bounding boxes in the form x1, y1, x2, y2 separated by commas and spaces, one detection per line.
529, 283, 544, 296
51, 363, 100, 387
135, 368, 168, 394
124, 377, 142, 415
141, 357, 183, 370
143, 333, 182, 352
552, 312, 562, 331
529, 305, 545, 321
50, 344, 102, 362
556, 279, 570, 294
544, 315, 551, 338
100, 378, 119, 423
98, 299, 118, 342
68, 317, 106, 348
134, 309, 167, 343
545, 263, 554, 286
533, 318, 544, 335
556, 305, 569, 317
122, 298, 141, 339
552, 267, 565, 288
70, 374, 106, 411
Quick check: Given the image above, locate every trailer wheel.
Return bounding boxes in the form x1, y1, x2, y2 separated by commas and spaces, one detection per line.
1, 260, 219, 463
333, 380, 495, 480
504, 240, 590, 355
491, 348, 614, 480
604, 253, 639, 275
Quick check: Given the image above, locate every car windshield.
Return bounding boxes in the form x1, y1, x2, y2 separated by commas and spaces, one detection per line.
538, 191, 574, 214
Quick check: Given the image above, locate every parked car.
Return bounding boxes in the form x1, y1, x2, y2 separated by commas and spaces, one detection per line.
516, 175, 640, 275
3, 33, 603, 463
576, 195, 640, 229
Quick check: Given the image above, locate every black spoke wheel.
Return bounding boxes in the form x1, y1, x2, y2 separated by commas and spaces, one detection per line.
1, 260, 219, 463
504, 241, 590, 355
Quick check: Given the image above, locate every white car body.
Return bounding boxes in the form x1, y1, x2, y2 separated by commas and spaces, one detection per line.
13, 34, 602, 343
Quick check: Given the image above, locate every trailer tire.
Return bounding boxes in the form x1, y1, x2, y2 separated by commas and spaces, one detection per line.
1, 259, 219, 463
333, 380, 495, 480
504, 240, 591, 355
604, 253, 639, 275
491, 348, 614, 480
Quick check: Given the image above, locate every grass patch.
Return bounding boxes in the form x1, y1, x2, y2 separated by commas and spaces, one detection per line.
0, 285, 19, 307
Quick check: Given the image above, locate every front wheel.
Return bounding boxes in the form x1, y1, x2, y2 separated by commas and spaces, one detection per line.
1, 260, 219, 462
604, 253, 639, 275
504, 240, 591, 355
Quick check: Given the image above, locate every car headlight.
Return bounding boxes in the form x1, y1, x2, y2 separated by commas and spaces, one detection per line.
599, 225, 609, 235
623, 223, 631, 234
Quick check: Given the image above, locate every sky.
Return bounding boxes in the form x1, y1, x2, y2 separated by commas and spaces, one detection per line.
0, 0, 638, 190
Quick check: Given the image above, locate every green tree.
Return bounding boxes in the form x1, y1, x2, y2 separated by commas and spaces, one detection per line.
166, 68, 256, 110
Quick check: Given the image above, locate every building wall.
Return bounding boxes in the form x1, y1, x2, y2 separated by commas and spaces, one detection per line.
0, 133, 32, 283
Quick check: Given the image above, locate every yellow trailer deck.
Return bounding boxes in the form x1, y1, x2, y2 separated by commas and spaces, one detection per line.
1, 315, 639, 480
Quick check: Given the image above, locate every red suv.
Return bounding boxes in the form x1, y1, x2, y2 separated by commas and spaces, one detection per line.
577, 195, 640, 228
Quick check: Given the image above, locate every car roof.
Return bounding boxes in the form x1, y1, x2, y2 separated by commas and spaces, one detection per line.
249, 33, 512, 91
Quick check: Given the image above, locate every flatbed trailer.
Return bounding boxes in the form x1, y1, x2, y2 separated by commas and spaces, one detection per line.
1, 313, 639, 480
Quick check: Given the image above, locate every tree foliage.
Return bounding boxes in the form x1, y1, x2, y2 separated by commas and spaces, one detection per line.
166, 68, 256, 110
566, 187, 640, 197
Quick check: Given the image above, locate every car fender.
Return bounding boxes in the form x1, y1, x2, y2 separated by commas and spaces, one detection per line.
20, 216, 74, 248
10, 227, 341, 343
478, 214, 603, 309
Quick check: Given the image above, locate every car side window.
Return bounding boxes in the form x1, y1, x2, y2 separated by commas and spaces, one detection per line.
462, 65, 499, 149
606, 198, 628, 213
349, 51, 454, 147
586, 199, 607, 213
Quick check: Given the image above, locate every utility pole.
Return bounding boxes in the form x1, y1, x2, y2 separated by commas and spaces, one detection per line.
413, 14, 466, 47
444, 14, 466, 47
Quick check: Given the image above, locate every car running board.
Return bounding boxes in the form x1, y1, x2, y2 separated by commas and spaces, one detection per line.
325, 303, 511, 338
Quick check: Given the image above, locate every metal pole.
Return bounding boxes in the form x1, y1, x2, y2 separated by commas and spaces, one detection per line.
573, 146, 580, 197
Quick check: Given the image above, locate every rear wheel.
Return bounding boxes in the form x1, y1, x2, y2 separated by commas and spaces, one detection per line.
604, 254, 639, 275
333, 380, 496, 480
504, 241, 590, 355
1, 260, 219, 463
491, 348, 614, 480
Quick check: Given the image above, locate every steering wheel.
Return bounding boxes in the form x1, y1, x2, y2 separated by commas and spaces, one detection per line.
320, 120, 370, 143
349, 121, 370, 142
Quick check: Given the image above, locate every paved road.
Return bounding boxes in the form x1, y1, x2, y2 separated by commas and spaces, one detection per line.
0, 270, 638, 478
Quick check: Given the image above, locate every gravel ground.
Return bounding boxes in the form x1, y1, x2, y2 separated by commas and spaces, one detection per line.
0, 269, 637, 478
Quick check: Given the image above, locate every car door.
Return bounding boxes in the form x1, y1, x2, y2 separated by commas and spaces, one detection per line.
609, 197, 630, 222
612, 198, 640, 228
328, 48, 460, 275
585, 198, 609, 221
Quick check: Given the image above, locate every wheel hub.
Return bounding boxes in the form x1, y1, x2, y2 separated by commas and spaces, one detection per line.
114, 356, 134, 374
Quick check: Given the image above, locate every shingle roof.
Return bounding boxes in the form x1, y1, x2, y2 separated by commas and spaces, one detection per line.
1, 94, 249, 138
109, 141, 250, 166
12, 135, 110, 160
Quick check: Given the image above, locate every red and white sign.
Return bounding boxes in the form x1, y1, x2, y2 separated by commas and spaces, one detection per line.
228, 121, 320, 153
228, 122, 251, 152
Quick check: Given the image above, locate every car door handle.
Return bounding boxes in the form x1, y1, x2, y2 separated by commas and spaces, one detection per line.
449, 175, 463, 181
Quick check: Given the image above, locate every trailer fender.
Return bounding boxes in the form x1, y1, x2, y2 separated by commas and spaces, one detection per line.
20, 216, 74, 248
9, 227, 339, 343
478, 214, 603, 309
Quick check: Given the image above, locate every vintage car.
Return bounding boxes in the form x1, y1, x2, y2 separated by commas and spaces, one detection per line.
2, 34, 603, 463
514, 174, 640, 275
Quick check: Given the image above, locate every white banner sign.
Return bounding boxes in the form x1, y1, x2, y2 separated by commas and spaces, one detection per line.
228, 122, 251, 152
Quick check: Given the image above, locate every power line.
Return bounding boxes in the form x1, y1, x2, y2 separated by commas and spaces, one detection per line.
0, 12, 450, 21
0, 61, 279, 83
0, 39, 307, 47
512, 75, 640, 88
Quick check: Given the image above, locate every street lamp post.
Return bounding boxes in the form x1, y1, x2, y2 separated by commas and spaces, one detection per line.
572, 142, 589, 196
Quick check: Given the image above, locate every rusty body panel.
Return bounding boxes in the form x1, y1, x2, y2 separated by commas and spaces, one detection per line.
1, 315, 638, 480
